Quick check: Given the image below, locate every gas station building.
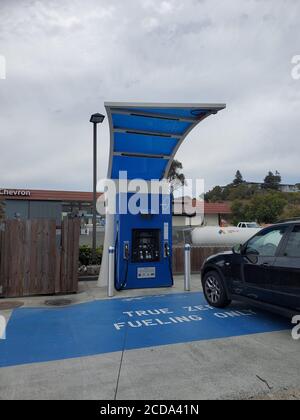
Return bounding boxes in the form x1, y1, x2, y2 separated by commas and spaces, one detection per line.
0, 188, 231, 228
0, 188, 103, 226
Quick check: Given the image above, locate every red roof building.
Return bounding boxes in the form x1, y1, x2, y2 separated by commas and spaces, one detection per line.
173, 197, 231, 227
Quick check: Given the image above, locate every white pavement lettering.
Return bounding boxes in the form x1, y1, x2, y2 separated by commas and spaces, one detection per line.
182, 305, 215, 312
113, 306, 256, 331
214, 310, 256, 318
122, 308, 174, 317
114, 315, 202, 330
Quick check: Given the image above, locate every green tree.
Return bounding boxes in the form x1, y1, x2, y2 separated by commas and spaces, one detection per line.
206, 182, 259, 203
204, 185, 224, 202
167, 159, 186, 192
232, 170, 244, 186
231, 200, 250, 225
227, 183, 259, 201
231, 192, 287, 224
248, 192, 287, 223
263, 170, 281, 190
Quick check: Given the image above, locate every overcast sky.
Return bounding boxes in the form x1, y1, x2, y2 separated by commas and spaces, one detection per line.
0, 0, 299, 192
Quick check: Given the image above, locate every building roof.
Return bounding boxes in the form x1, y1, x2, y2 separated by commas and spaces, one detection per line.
0, 188, 102, 202
173, 197, 231, 216
204, 202, 231, 214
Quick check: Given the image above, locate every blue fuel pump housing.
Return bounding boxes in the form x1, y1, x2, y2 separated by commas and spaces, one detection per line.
114, 192, 173, 289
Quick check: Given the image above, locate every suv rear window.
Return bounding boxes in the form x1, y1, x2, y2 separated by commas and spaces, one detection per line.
246, 226, 287, 257
282, 225, 300, 257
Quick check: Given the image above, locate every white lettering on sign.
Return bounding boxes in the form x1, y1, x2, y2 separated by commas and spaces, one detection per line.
0, 189, 31, 197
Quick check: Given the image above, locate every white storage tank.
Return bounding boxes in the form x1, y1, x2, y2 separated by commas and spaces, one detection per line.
191, 226, 261, 246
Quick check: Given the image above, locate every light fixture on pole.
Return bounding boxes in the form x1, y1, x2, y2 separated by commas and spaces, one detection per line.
90, 112, 105, 264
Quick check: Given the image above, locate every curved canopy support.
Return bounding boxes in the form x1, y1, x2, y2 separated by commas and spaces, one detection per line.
105, 102, 226, 181
98, 101, 226, 288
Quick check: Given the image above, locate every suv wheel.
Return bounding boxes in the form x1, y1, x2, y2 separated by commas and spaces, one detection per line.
203, 271, 231, 308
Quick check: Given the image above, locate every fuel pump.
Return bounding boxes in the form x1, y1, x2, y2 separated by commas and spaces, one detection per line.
114, 192, 173, 290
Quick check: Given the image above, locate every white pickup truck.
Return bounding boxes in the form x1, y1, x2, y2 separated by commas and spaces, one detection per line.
237, 221, 260, 228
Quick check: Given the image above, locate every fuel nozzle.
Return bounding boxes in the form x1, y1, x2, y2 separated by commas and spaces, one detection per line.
124, 242, 130, 260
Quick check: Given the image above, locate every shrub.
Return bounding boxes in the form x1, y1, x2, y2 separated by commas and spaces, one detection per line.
79, 245, 102, 266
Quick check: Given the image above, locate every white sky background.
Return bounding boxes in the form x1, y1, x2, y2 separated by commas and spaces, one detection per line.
0, 0, 299, 192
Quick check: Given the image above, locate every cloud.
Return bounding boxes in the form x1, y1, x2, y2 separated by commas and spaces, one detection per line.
0, 0, 300, 192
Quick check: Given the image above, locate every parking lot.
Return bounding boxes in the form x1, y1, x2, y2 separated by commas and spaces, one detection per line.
0, 275, 299, 400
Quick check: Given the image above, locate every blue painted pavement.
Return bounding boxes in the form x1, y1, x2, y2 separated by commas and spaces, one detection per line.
0, 292, 290, 368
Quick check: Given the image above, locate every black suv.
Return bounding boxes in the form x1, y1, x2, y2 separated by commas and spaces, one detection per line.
201, 221, 300, 318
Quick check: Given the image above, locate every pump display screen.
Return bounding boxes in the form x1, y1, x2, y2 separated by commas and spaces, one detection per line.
132, 229, 160, 263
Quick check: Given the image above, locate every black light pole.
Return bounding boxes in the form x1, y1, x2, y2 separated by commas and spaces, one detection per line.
89, 113, 105, 264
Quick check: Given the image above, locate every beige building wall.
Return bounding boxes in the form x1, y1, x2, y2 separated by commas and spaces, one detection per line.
203, 214, 219, 226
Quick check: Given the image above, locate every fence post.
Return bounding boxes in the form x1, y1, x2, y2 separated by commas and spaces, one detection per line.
108, 246, 115, 297
184, 244, 191, 291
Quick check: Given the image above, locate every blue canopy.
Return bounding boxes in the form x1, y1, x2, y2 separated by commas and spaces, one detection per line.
105, 102, 226, 180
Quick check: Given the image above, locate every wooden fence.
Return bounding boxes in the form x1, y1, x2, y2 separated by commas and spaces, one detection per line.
0, 219, 80, 298
172, 246, 232, 274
